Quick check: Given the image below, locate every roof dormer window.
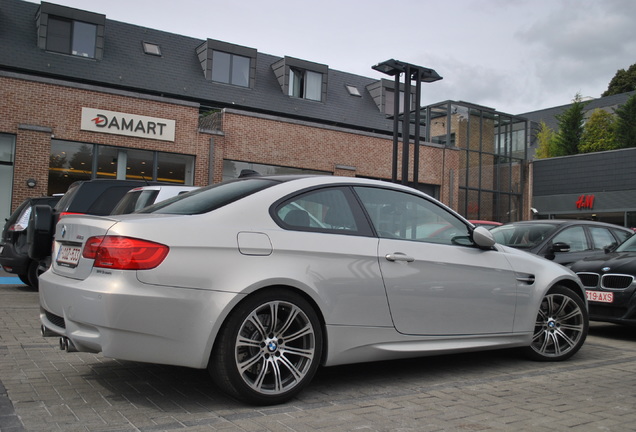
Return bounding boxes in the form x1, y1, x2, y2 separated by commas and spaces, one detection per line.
196, 39, 257, 88
272, 57, 328, 102
212, 50, 250, 87
289, 68, 322, 101
36, 2, 105, 60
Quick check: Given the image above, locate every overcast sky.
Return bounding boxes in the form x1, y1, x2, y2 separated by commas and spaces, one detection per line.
26, 0, 636, 114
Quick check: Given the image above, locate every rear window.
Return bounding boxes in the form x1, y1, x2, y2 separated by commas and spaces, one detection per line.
140, 178, 279, 215
111, 190, 160, 215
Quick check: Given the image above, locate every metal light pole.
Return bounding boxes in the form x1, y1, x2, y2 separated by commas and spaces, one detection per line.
372, 59, 442, 186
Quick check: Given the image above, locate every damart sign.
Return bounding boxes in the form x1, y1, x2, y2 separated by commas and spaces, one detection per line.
80, 108, 176, 142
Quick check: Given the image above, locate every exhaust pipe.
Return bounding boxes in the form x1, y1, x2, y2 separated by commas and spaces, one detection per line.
59, 337, 77, 353
41, 325, 58, 337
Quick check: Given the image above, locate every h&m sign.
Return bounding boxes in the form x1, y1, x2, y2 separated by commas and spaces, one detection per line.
80, 108, 176, 142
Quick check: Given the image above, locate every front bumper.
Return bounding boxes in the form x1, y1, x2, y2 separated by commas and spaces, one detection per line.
39, 269, 243, 369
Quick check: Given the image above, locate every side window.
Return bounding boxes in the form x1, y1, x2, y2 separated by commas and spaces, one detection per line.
276, 188, 361, 234
612, 229, 633, 245
552, 226, 589, 252
589, 227, 618, 250
354, 186, 470, 245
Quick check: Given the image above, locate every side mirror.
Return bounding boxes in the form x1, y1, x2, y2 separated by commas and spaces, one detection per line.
472, 226, 496, 249
551, 242, 571, 253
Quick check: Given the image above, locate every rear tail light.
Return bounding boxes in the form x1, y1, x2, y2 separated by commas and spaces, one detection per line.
82, 236, 169, 270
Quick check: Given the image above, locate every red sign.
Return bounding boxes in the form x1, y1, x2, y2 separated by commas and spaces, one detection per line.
576, 195, 594, 209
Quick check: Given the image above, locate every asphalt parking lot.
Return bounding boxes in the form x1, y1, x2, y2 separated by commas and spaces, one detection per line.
1, 276, 636, 432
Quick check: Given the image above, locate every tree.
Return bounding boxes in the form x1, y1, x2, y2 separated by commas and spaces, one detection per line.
553, 93, 588, 156
534, 121, 558, 158
602, 63, 636, 97
614, 93, 636, 148
579, 109, 617, 153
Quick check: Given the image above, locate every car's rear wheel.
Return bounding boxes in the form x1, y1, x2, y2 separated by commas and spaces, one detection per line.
210, 289, 323, 405
524, 285, 588, 361
18, 273, 30, 286
27, 260, 42, 289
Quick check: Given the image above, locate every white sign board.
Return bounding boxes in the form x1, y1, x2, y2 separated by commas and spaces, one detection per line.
80, 108, 176, 142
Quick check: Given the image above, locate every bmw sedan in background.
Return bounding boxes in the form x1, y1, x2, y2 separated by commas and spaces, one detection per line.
490, 220, 633, 266
570, 234, 636, 326
38, 176, 588, 405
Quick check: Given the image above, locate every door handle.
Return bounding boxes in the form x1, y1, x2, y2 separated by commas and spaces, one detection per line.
385, 252, 415, 262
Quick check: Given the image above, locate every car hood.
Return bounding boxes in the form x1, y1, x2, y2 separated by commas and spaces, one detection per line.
570, 251, 636, 273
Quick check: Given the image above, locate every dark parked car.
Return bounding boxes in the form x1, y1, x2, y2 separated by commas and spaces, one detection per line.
28, 179, 162, 273
0, 196, 61, 287
570, 234, 636, 326
490, 220, 633, 266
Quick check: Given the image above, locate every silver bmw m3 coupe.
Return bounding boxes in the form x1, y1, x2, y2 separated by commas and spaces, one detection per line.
38, 175, 588, 405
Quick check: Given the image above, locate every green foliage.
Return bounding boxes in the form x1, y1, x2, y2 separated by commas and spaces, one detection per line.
614, 93, 636, 149
553, 93, 588, 156
579, 109, 618, 153
534, 121, 558, 158
602, 63, 636, 97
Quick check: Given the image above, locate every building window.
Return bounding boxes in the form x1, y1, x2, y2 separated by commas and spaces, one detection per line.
49, 141, 195, 194
0, 134, 16, 222
289, 68, 322, 101
272, 56, 328, 102
196, 39, 256, 88
46, 16, 97, 58
212, 50, 250, 87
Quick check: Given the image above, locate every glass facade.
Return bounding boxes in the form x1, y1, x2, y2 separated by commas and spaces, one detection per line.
425, 102, 528, 223
49, 140, 194, 194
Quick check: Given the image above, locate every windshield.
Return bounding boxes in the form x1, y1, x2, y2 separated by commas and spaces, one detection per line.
616, 233, 636, 252
490, 223, 558, 249
139, 178, 279, 215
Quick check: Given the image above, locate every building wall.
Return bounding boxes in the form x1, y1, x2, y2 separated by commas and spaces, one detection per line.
1, 74, 461, 217
1, 75, 210, 211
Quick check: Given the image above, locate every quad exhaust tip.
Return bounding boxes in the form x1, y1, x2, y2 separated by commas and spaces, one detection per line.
59, 337, 77, 353
41, 324, 58, 337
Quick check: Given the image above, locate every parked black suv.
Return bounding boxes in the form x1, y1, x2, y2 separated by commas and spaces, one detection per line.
1, 195, 61, 287
28, 179, 162, 280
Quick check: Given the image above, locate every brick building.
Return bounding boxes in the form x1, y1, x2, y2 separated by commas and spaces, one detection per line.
1, 0, 531, 223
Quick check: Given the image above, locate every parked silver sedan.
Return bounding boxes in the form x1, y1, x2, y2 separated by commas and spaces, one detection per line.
39, 176, 588, 405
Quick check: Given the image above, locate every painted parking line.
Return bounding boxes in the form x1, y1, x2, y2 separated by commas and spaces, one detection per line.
0, 276, 23, 285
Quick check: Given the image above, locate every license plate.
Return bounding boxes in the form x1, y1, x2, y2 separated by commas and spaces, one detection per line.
586, 290, 613, 303
56, 245, 82, 268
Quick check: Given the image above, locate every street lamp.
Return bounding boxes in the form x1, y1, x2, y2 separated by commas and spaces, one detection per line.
372, 59, 442, 185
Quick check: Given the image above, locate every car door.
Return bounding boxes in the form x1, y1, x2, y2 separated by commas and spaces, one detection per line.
548, 225, 596, 265
354, 186, 518, 336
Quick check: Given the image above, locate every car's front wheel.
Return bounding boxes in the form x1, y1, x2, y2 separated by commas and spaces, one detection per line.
210, 289, 323, 405
524, 285, 588, 361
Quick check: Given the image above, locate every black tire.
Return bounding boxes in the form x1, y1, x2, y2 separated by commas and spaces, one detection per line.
27, 260, 41, 289
523, 285, 588, 361
210, 289, 323, 405
27, 205, 55, 261
18, 273, 30, 286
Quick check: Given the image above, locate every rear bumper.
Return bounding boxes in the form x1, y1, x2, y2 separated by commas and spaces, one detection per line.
39, 269, 243, 369
0, 242, 30, 274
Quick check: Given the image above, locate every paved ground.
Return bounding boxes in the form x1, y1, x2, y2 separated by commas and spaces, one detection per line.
1, 278, 636, 432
